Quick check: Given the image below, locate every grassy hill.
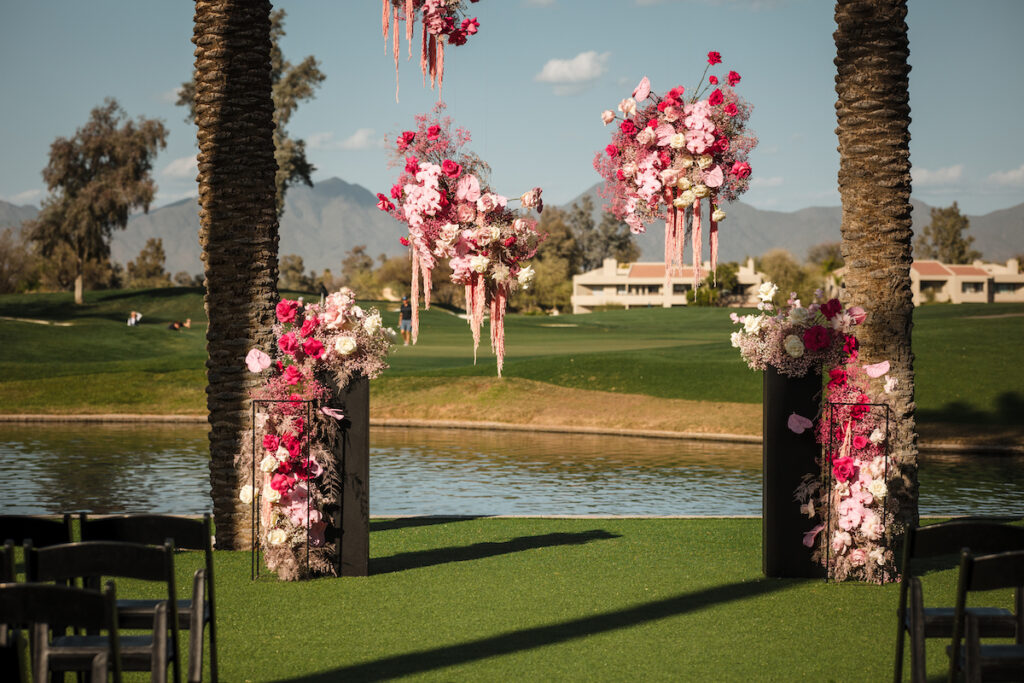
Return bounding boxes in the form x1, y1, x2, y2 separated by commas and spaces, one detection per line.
1, 288, 1021, 441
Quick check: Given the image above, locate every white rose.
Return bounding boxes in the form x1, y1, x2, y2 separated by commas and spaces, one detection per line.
758, 282, 778, 302
697, 155, 713, 170
491, 263, 511, 283
259, 455, 278, 473
263, 485, 281, 504
711, 208, 726, 222
783, 334, 805, 358
729, 331, 742, 348
788, 307, 810, 325
334, 336, 358, 356
267, 528, 287, 545
363, 313, 382, 335
669, 133, 687, 149
869, 479, 888, 500
677, 155, 694, 169
676, 177, 692, 191
275, 446, 290, 461
743, 315, 764, 335
676, 190, 696, 206
601, 109, 615, 125
618, 97, 637, 117
517, 265, 535, 290
470, 254, 490, 273
869, 428, 885, 445
488, 225, 501, 243
239, 485, 254, 504
621, 162, 637, 178
692, 184, 710, 198
869, 548, 886, 566
636, 128, 656, 147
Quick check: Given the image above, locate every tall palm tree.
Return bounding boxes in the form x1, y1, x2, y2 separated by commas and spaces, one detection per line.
192, 0, 279, 549
834, 0, 918, 526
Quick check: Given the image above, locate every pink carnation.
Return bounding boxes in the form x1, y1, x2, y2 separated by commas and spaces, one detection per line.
301, 337, 324, 359
278, 332, 299, 356
276, 299, 299, 324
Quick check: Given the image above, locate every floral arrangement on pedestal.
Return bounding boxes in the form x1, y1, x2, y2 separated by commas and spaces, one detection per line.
376, 104, 545, 376
595, 51, 757, 289
237, 288, 393, 580
380, 0, 481, 101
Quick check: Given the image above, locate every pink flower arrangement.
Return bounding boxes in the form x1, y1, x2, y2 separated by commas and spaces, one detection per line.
238, 288, 394, 580
381, 0, 482, 101
378, 103, 545, 376
595, 52, 757, 290
730, 282, 865, 378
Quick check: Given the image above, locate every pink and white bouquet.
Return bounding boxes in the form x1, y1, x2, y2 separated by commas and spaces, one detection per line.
595, 51, 757, 288
377, 104, 545, 376
381, 0, 481, 101
796, 356, 901, 583
238, 288, 393, 580
730, 282, 865, 378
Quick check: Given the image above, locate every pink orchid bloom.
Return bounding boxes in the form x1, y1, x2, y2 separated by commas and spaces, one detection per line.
632, 76, 651, 102
654, 124, 676, 146
320, 406, 345, 420
245, 348, 271, 373
787, 413, 813, 434
863, 360, 890, 378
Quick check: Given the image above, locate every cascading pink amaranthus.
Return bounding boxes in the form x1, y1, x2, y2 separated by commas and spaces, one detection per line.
380, 0, 482, 101
595, 51, 757, 291
377, 103, 544, 375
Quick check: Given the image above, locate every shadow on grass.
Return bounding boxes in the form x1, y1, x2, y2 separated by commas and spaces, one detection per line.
369, 515, 489, 533
370, 529, 620, 575
917, 392, 1024, 427
277, 577, 801, 682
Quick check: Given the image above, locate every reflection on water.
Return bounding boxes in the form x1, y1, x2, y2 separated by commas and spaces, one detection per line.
0, 424, 1021, 517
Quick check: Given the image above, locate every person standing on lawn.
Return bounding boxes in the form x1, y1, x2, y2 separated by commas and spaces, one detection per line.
399, 295, 412, 346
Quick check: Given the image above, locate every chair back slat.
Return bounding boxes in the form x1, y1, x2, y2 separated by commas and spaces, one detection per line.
911, 521, 1024, 562
80, 514, 208, 549
0, 540, 14, 583
28, 541, 174, 585
967, 550, 1024, 592
0, 515, 72, 547
0, 582, 113, 631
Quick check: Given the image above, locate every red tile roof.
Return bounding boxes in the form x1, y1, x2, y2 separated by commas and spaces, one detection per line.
628, 264, 694, 279
947, 265, 988, 277
911, 261, 952, 276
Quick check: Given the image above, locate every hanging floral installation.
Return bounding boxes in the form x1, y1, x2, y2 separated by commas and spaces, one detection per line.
595, 51, 757, 290
376, 103, 544, 376
381, 0, 481, 101
238, 288, 394, 580
731, 283, 901, 583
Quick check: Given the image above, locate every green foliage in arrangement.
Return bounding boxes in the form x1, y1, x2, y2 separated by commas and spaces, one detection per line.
0, 288, 1021, 425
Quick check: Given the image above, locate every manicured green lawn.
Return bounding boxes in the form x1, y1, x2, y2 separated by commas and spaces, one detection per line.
56, 517, 1012, 681
1, 289, 1021, 425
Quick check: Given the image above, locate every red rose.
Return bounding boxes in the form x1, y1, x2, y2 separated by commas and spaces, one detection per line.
714, 136, 730, 153
832, 457, 856, 483
657, 101, 669, 112
301, 337, 324, 359
283, 433, 302, 458
606, 144, 619, 157
657, 150, 671, 168
397, 131, 415, 151
299, 317, 319, 338
390, 183, 402, 199
376, 193, 394, 212
727, 70, 741, 87
647, 117, 659, 129
843, 335, 858, 355
851, 394, 872, 420
707, 51, 722, 65
853, 435, 869, 450
616, 169, 625, 180
399, 236, 410, 246
828, 367, 847, 389
278, 331, 299, 356
270, 473, 293, 493
709, 75, 719, 85
668, 86, 685, 99
821, 298, 842, 319
441, 159, 462, 179
504, 235, 516, 247
262, 434, 280, 452
708, 88, 724, 106
282, 365, 303, 386
404, 156, 419, 174
802, 325, 831, 352
730, 161, 752, 179
724, 103, 739, 117
276, 299, 298, 324
620, 120, 637, 136
426, 125, 441, 140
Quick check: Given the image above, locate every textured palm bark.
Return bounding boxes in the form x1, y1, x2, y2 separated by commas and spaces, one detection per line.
834, 0, 918, 525
193, 0, 279, 549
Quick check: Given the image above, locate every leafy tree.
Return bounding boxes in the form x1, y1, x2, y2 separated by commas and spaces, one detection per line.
339, 245, 377, 295
177, 8, 325, 216
807, 242, 845, 273
0, 227, 38, 293
687, 262, 739, 307
26, 99, 167, 303
914, 202, 981, 264
757, 248, 817, 304
126, 238, 172, 288
278, 253, 312, 292
570, 196, 639, 272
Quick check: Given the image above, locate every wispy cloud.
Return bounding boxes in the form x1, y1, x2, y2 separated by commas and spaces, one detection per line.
157, 87, 182, 105
535, 51, 610, 95
912, 164, 963, 187
751, 176, 784, 188
308, 128, 386, 151
987, 163, 1024, 187
161, 156, 198, 179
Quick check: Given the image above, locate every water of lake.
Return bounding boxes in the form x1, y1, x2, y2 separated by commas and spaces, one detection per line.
1, 424, 1021, 517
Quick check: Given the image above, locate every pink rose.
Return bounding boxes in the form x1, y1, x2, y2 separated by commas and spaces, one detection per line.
270, 473, 293, 494
606, 144, 619, 157
404, 156, 419, 174
456, 203, 476, 223
441, 159, 462, 179
708, 89, 724, 106
278, 331, 299, 356
299, 317, 319, 338
730, 161, 752, 179
849, 548, 867, 567
276, 299, 299, 324
426, 125, 441, 140
853, 435, 869, 450
520, 187, 543, 212
707, 51, 722, 65
832, 456, 856, 483
282, 365, 303, 385
802, 325, 830, 351
724, 103, 738, 117
301, 337, 324, 359
262, 434, 280, 452
620, 120, 637, 136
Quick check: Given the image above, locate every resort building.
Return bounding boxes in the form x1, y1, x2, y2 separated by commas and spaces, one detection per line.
909, 258, 1024, 305
570, 258, 768, 313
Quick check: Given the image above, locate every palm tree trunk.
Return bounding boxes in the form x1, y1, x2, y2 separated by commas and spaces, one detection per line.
193, 0, 280, 549
834, 0, 918, 527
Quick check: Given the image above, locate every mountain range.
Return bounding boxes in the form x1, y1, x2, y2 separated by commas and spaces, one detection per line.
2, 178, 1022, 275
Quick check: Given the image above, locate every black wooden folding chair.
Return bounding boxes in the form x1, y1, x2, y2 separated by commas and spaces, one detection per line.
949, 549, 1024, 682
0, 580, 123, 683
894, 520, 1024, 682
27, 539, 180, 683
0, 514, 72, 547
80, 513, 218, 682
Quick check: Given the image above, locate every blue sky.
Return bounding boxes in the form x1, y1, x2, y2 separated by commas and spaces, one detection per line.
1, 0, 1022, 216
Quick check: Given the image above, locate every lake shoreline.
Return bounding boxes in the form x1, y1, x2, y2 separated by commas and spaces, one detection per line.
1, 412, 1020, 455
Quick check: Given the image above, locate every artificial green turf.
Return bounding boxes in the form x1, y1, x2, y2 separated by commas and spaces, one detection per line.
59, 518, 1017, 681
1, 289, 1022, 424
